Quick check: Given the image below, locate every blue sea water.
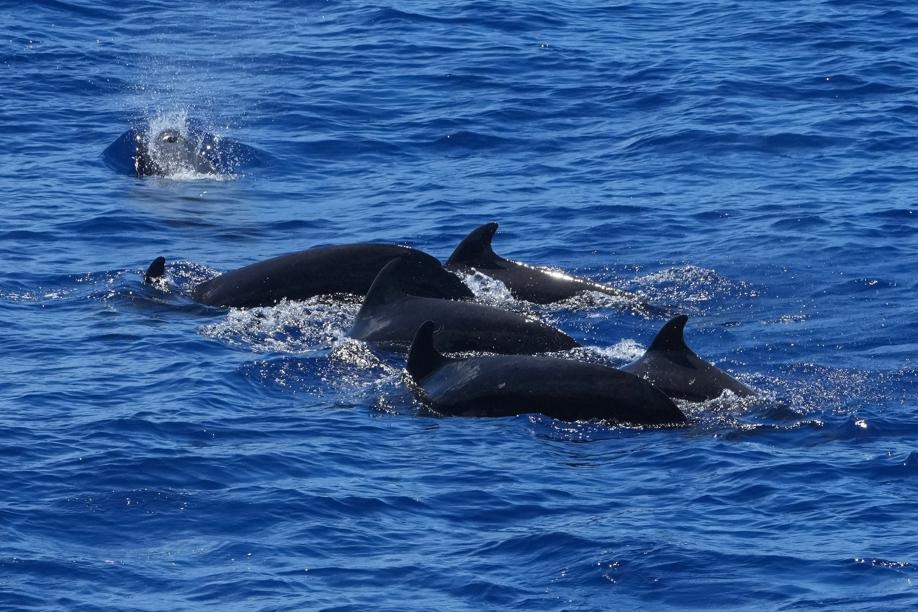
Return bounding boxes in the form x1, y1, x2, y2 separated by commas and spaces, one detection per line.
2, 0, 917, 609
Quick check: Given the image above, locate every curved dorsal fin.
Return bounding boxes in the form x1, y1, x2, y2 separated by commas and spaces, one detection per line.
446, 222, 501, 268
406, 321, 451, 381
647, 314, 694, 353
360, 257, 409, 311
145, 256, 166, 283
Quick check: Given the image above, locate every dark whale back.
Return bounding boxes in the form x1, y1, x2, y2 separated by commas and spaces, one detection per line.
146, 244, 473, 308
622, 315, 756, 402
406, 321, 687, 425
446, 222, 645, 308
349, 258, 580, 354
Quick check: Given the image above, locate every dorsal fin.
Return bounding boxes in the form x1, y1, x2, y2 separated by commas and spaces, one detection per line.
446, 222, 501, 268
359, 258, 409, 311
647, 314, 695, 353
406, 321, 451, 381
144, 256, 166, 283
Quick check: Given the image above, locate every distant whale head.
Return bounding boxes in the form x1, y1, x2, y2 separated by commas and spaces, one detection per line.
104, 120, 262, 178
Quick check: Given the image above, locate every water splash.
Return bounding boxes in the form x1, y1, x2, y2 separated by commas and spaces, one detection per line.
200, 298, 360, 353
632, 265, 758, 310
587, 339, 647, 363
459, 270, 516, 306
133, 111, 239, 180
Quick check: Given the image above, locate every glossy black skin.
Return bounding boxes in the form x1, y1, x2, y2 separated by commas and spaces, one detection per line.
146, 245, 473, 308
349, 258, 579, 354
104, 125, 259, 177
406, 322, 687, 425
446, 222, 646, 309
622, 315, 756, 402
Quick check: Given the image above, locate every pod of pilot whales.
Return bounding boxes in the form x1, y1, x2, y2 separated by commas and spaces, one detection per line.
145, 222, 757, 427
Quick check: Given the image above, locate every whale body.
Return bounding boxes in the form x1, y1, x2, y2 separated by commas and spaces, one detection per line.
446, 223, 648, 310
349, 258, 579, 354
622, 315, 756, 402
145, 244, 473, 308
406, 321, 687, 425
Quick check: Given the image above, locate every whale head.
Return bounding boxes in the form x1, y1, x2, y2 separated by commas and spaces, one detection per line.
133, 127, 216, 177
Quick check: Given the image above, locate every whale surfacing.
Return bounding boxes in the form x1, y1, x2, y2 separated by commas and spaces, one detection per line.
145, 245, 473, 307
446, 222, 649, 311
622, 315, 756, 402
406, 321, 687, 425
349, 258, 580, 354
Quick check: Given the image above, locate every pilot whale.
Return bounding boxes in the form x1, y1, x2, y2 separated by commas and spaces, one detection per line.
622, 315, 756, 402
446, 222, 648, 310
104, 123, 259, 177
144, 244, 473, 308
348, 258, 580, 354
406, 321, 687, 425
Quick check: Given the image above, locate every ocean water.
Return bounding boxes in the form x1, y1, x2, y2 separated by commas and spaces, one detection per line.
2, 1, 917, 609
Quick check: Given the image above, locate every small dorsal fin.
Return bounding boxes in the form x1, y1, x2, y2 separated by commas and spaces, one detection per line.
144, 256, 166, 283
446, 222, 501, 268
406, 321, 451, 381
360, 257, 409, 310
647, 314, 694, 353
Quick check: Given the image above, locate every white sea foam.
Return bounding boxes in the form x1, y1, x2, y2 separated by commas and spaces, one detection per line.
199, 297, 360, 353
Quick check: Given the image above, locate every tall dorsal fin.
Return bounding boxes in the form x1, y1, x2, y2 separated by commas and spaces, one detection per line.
406, 321, 451, 381
359, 257, 410, 311
144, 256, 166, 283
647, 314, 695, 354
446, 222, 501, 268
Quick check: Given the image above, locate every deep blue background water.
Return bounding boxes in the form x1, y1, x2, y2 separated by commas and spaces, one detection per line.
2, 1, 917, 609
